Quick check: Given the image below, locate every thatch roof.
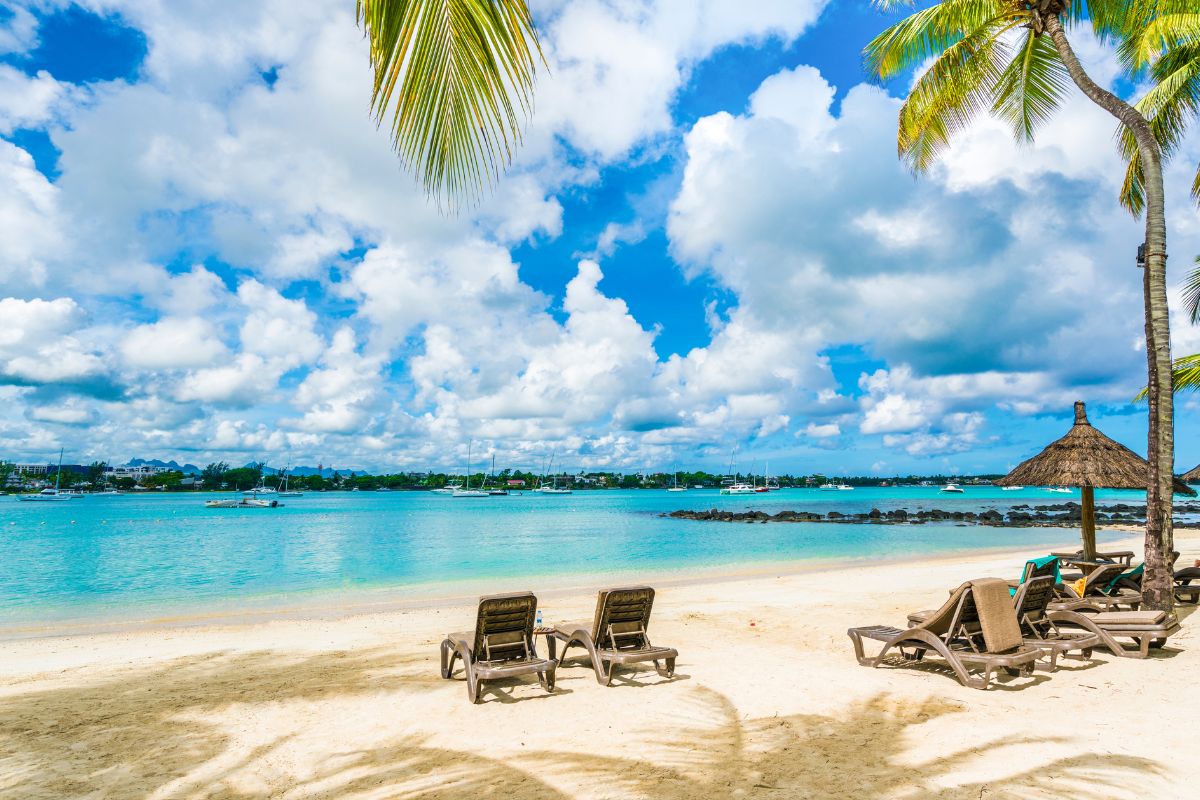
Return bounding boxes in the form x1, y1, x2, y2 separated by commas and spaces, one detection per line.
1183, 463, 1200, 484
996, 402, 1196, 495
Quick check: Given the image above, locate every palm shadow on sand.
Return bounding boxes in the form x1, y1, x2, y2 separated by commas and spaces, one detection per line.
0, 649, 1165, 799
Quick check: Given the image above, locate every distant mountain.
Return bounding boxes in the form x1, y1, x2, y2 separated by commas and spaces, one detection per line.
242, 464, 349, 478
126, 458, 201, 475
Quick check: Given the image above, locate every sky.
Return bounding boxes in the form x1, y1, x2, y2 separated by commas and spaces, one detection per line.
2, 0, 1200, 477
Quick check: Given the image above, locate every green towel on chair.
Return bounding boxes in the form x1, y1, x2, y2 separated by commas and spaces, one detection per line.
1011, 555, 1061, 596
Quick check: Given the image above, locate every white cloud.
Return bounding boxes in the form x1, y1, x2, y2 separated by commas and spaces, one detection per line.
121, 317, 229, 369
804, 421, 840, 438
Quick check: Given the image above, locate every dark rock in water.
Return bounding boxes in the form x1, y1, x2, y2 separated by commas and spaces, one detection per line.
980, 509, 1003, 523
868, 508, 882, 519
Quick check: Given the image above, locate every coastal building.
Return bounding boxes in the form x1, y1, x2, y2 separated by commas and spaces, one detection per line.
105, 465, 168, 481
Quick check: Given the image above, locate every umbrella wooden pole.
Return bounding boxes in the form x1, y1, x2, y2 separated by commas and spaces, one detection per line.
1081, 484, 1096, 561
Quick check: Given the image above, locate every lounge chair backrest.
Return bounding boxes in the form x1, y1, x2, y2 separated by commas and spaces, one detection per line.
591, 586, 655, 651
915, 582, 973, 638
1082, 563, 1124, 595
968, 578, 1023, 653
472, 592, 537, 664
1012, 576, 1055, 629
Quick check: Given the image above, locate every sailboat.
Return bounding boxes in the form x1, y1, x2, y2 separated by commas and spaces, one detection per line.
453, 442, 489, 497
242, 471, 277, 496
485, 455, 508, 495
18, 449, 74, 501
667, 463, 686, 492
277, 464, 303, 497
536, 451, 572, 494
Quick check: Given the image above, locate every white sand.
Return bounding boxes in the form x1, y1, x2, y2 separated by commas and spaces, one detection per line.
1, 529, 1198, 798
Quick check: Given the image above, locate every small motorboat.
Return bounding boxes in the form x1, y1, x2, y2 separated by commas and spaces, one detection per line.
940, 483, 965, 493
1001, 486, 1023, 491
205, 498, 281, 508
1048, 486, 1074, 494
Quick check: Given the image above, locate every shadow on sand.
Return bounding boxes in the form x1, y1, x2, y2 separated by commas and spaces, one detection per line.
0, 648, 1166, 799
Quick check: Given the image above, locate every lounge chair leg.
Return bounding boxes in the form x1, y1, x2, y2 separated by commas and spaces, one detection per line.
439, 639, 457, 679
655, 657, 675, 678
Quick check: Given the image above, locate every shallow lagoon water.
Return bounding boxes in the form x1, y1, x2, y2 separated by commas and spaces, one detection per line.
0, 486, 1136, 624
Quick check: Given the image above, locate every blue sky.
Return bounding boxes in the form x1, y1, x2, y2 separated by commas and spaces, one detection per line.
2, 0, 1200, 476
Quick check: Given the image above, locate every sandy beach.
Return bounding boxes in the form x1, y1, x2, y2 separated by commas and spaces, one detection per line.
2, 528, 1198, 799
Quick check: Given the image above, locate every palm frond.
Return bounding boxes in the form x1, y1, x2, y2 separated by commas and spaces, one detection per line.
1137, 352, 1200, 401
1072, 0, 1141, 43
894, 21, 1013, 172
1117, 42, 1200, 214
1184, 254, 1200, 324
1119, 150, 1146, 215
357, 0, 543, 208
1125, 12, 1200, 69
991, 28, 1071, 142
864, 0, 1010, 81
1193, 162, 1200, 205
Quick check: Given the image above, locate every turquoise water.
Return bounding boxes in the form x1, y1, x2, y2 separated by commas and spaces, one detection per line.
0, 486, 1134, 624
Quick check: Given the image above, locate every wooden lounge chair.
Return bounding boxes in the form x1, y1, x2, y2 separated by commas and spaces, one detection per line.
440, 591, 557, 703
1010, 576, 1104, 670
1048, 562, 1140, 612
1176, 566, 1200, 604
910, 576, 1104, 671
1108, 552, 1179, 594
849, 578, 1042, 690
550, 586, 678, 686
1007, 555, 1060, 594
1048, 607, 1181, 658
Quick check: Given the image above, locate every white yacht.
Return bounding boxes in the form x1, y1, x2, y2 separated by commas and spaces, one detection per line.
1048, 486, 1073, 494
242, 482, 277, 496
720, 483, 757, 495
17, 450, 74, 502
431, 484, 461, 495
940, 483, 965, 493
1000, 486, 1023, 491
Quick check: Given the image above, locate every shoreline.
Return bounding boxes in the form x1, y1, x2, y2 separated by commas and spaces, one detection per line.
0, 525, 1136, 641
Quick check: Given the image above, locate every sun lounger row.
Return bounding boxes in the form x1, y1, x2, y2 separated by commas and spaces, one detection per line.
440, 586, 678, 703
848, 554, 1187, 689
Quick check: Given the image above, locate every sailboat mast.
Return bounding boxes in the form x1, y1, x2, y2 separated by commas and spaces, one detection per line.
55, 448, 63, 491
465, 442, 472, 490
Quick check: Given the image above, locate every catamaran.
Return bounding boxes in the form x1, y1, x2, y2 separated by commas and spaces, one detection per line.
452, 442, 489, 497
17, 449, 74, 502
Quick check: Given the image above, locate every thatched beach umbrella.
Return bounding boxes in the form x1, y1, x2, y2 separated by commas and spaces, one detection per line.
996, 402, 1195, 560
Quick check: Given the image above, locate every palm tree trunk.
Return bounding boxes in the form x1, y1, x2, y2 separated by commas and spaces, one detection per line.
1044, 16, 1175, 611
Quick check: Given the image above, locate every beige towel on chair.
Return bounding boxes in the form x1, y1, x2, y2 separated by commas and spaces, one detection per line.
970, 578, 1023, 653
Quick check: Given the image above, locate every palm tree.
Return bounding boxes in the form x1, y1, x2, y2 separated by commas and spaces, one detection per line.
356, 0, 543, 208
865, 0, 1178, 609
